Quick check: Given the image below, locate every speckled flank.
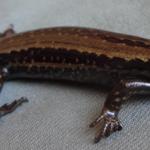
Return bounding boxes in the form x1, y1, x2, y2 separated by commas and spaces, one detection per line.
0, 27, 150, 61
0, 47, 150, 87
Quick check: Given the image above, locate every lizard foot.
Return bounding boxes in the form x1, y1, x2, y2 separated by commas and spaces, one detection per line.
89, 108, 122, 143
0, 97, 28, 117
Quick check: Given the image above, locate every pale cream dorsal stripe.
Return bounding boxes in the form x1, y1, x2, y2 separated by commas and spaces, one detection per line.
0, 27, 150, 62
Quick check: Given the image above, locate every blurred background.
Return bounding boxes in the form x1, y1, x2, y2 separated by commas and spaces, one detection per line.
0, 0, 150, 150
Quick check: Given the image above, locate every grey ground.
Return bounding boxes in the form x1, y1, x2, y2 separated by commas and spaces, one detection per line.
0, 0, 150, 150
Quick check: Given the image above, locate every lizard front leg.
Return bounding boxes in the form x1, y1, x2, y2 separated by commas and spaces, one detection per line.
0, 70, 28, 118
90, 79, 150, 143
0, 24, 16, 39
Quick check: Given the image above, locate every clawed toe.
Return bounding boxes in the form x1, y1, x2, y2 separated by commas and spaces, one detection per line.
89, 115, 104, 128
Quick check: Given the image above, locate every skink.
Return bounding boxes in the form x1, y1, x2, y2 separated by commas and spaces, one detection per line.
0, 26, 150, 143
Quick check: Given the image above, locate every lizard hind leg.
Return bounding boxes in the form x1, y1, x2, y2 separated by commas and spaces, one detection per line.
90, 79, 150, 143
